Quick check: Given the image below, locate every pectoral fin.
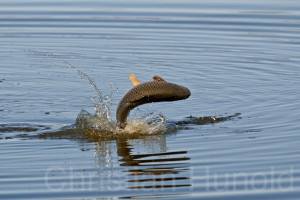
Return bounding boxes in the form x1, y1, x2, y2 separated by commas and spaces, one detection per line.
129, 73, 142, 86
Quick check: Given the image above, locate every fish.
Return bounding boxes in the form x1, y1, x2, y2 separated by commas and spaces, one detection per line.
116, 74, 191, 129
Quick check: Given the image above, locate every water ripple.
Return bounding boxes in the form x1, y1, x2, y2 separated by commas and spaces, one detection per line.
1, 0, 300, 199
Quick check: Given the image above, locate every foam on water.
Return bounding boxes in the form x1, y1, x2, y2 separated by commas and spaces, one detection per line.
117, 114, 167, 135
75, 107, 168, 135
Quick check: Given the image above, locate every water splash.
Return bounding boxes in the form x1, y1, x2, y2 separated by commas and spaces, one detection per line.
63, 62, 116, 133
67, 62, 167, 135
75, 109, 167, 135
117, 114, 167, 135
26, 49, 167, 135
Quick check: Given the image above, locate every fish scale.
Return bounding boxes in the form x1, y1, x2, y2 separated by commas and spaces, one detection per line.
116, 81, 191, 129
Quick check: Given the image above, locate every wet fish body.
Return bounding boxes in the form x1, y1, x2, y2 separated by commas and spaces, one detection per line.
116, 81, 191, 129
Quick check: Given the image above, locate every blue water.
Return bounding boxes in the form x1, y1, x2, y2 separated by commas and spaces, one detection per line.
1, 0, 300, 199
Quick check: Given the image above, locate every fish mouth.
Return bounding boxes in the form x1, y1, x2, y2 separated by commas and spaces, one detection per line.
172, 85, 191, 100
181, 87, 191, 99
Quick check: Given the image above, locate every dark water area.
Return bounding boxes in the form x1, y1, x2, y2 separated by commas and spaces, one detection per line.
1, 0, 300, 199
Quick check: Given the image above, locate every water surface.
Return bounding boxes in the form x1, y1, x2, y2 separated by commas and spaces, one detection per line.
1, 0, 300, 199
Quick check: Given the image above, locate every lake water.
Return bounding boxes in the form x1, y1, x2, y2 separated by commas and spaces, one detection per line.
1, 0, 300, 199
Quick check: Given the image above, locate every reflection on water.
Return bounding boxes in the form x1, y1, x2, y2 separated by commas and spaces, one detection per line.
96, 135, 191, 197
43, 126, 192, 198
117, 142, 190, 189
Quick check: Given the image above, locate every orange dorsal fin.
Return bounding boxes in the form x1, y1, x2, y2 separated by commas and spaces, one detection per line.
153, 75, 166, 81
129, 73, 142, 86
